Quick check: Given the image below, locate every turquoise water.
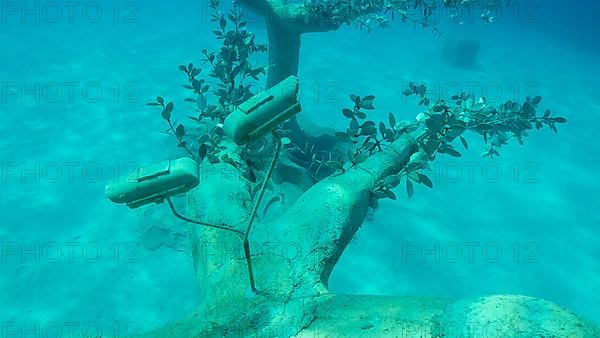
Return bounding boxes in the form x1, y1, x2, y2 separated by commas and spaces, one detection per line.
1, 0, 598, 336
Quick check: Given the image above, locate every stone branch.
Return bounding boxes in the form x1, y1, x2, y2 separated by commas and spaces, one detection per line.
273, 134, 419, 287
238, 0, 386, 85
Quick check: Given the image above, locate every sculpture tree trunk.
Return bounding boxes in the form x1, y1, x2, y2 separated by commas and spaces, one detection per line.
240, 0, 348, 146
265, 21, 300, 89
138, 135, 599, 337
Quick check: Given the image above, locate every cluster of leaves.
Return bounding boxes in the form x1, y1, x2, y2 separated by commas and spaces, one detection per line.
369, 167, 433, 208
402, 82, 429, 105
180, 1, 268, 125
406, 90, 568, 160
331, 84, 566, 205
146, 97, 196, 159
368, 86, 567, 202
332, 94, 417, 171
198, 1, 267, 112
147, 0, 270, 184
302, 0, 518, 34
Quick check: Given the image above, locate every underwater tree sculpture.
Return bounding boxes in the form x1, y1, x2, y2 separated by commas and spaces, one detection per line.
105, 1, 600, 336
133, 92, 598, 337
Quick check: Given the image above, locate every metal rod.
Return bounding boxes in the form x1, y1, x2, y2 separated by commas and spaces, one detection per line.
243, 133, 282, 292
166, 197, 244, 237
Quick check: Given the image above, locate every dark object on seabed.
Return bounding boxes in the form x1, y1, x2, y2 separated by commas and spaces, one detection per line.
441, 37, 481, 69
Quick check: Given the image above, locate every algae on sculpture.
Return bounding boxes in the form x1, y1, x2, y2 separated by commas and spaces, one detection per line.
116, 0, 599, 336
